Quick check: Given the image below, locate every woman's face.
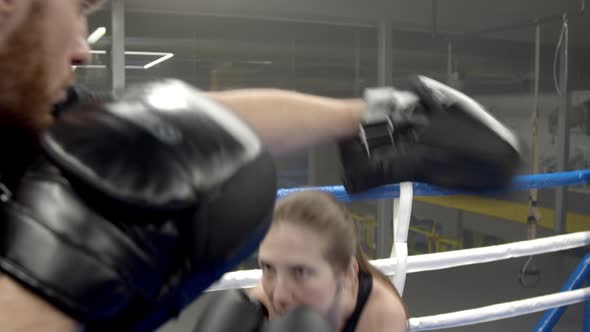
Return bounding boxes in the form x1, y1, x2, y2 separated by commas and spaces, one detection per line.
258, 221, 346, 318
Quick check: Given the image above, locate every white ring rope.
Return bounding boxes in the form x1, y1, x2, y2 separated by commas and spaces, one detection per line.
408, 286, 590, 331
207, 231, 590, 292
372, 231, 590, 276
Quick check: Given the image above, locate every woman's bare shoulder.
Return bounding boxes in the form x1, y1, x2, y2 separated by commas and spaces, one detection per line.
356, 277, 408, 332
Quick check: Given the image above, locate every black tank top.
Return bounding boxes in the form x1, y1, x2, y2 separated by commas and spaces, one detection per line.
342, 271, 373, 332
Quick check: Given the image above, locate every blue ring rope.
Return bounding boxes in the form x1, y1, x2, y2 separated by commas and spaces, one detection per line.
276, 169, 590, 201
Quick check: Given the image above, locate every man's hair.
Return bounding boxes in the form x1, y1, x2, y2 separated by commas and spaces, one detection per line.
83, 0, 106, 14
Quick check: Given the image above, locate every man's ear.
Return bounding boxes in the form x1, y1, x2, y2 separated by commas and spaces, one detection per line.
0, 0, 16, 15
0, 0, 28, 46
0, 0, 17, 44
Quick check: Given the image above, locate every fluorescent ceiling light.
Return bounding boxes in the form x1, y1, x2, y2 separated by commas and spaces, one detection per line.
73, 64, 144, 70
87, 27, 106, 44
143, 53, 174, 69
246, 60, 273, 65
75, 65, 106, 69
78, 50, 175, 69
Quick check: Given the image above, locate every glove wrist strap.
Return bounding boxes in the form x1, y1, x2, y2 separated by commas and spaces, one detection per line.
359, 87, 421, 157
359, 87, 399, 157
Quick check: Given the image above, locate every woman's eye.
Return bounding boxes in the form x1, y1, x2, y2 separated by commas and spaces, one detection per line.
261, 263, 274, 273
293, 267, 308, 278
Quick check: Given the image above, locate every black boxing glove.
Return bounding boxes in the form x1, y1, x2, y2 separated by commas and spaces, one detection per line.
339, 75, 522, 193
192, 289, 266, 332
0, 79, 277, 331
263, 307, 334, 332
192, 290, 333, 332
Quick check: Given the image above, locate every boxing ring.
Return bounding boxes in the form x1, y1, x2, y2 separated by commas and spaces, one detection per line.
207, 169, 590, 331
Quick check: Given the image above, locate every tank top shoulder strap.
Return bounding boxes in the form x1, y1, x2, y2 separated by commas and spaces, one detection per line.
341, 271, 373, 332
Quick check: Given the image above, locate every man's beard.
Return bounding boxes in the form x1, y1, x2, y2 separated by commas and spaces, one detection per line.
0, 1, 57, 135
0, 1, 68, 183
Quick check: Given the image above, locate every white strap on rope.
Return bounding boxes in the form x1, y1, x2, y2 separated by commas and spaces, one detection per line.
391, 182, 413, 296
